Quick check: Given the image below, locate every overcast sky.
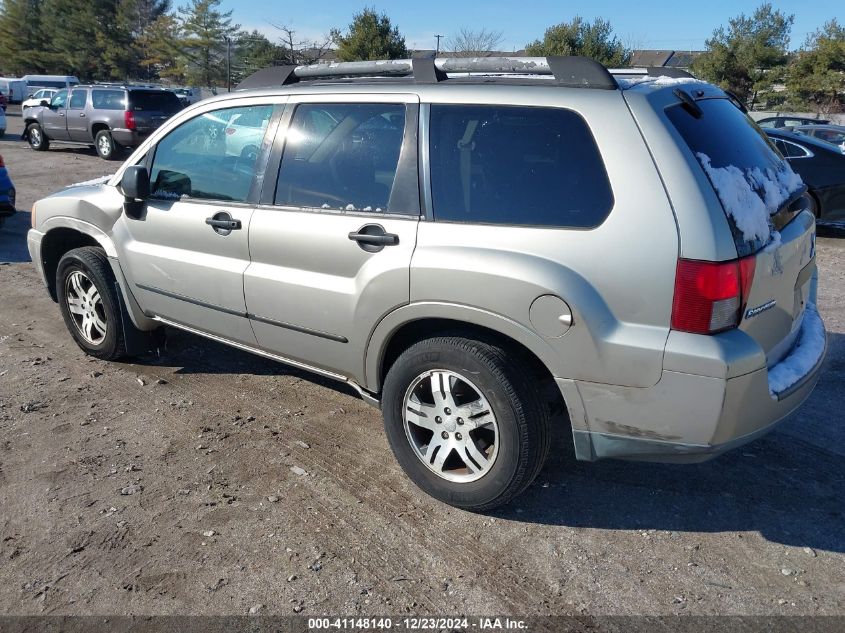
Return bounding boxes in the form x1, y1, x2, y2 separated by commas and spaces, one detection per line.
221, 0, 840, 52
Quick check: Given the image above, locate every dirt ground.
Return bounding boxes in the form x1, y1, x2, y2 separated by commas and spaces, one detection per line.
1, 107, 844, 617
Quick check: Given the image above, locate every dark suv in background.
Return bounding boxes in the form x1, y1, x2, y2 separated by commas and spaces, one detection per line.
23, 85, 183, 160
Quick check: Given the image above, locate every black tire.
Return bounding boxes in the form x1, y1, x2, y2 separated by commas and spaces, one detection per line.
56, 247, 128, 361
27, 123, 49, 151
382, 335, 550, 511
95, 129, 118, 160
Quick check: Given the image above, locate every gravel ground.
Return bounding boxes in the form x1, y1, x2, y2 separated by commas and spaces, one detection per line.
1, 108, 844, 617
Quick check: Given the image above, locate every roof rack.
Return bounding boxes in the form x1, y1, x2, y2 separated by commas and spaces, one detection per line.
608, 66, 694, 79
237, 56, 619, 90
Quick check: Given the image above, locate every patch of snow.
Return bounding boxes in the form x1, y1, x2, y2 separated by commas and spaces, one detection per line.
345, 204, 355, 211
68, 174, 114, 187
768, 304, 826, 395
616, 76, 704, 90
695, 152, 804, 245
154, 191, 183, 200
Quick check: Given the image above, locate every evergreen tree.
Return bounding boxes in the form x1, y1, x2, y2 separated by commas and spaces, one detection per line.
0, 0, 47, 74
786, 20, 845, 114
691, 3, 793, 108
179, 0, 239, 87
138, 12, 185, 82
524, 17, 630, 67
331, 8, 407, 61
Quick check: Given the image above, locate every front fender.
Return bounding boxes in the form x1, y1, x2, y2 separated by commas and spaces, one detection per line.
363, 301, 565, 393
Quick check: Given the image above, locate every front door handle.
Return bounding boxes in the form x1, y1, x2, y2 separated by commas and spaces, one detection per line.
348, 224, 399, 252
205, 212, 241, 236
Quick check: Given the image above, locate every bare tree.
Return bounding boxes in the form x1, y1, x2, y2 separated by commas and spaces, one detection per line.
271, 23, 333, 65
445, 27, 505, 57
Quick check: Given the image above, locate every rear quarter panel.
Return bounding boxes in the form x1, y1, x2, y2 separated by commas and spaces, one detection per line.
411, 85, 680, 388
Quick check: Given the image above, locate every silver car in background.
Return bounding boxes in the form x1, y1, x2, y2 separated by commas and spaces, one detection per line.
27, 58, 826, 510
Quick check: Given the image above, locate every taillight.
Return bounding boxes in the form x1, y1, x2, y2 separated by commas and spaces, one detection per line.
124, 110, 136, 130
671, 256, 756, 334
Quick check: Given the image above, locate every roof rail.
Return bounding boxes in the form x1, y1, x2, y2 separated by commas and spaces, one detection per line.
237, 56, 618, 90
609, 66, 694, 79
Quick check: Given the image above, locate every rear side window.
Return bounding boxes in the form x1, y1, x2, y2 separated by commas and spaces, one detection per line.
92, 89, 125, 110
69, 89, 86, 109
275, 103, 406, 212
129, 90, 182, 113
428, 105, 613, 228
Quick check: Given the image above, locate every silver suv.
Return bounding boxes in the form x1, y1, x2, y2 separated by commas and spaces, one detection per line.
27, 58, 827, 510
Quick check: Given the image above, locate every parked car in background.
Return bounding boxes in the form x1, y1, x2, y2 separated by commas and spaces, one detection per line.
766, 128, 845, 222
0, 78, 27, 103
791, 124, 845, 153
22, 88, 58, 109
21, 74, 80, 91
0, 106, 6, 136
27, 58, 825, 510
23, 85, 183, 160
756, 115, 830, 129
0, 154, 16, 228
170, 87, 201, 107
0, 90, 7, 111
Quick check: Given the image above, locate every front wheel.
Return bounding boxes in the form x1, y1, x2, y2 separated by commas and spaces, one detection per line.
382, 335, 550, 511
27, 123, 49, 151
56, 247, 128, 360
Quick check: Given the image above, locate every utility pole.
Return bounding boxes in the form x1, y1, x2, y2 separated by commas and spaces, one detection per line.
225, 36, 231, 92
435, 34, 443, 55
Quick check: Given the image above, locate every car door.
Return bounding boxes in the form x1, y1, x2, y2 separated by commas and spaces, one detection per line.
42, 89, 70, 140
66, 88, 89, 141
115, 98, 284, 345
244, 95, 421, 379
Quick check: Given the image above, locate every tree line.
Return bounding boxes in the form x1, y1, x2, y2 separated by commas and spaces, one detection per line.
0, 1, 842, 113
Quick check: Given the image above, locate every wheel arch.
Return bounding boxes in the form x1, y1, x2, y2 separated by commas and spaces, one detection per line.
365, 303, 566, 397
91, 122, 110, 138
39, 222, 156, 331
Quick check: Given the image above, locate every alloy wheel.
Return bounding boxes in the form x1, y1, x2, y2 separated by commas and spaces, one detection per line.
65, 270, 107, 345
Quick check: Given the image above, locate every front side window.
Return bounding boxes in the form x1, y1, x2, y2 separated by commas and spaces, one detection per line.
275, 103, 406, 212
50, 89, 68, 109
429, 105, 614, 227
69, 89, 87, 109
150, 104, 275, 203
92, 89, 125, 110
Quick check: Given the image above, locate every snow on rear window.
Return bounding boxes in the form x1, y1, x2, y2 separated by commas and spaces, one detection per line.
666, 98, 805, 253
695, 152, 803, 243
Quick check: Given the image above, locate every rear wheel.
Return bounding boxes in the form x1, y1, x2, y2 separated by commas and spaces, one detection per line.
27, 123, 49, 151
382, 335, 550, 511
56, 247, 128, 360
95, 129, 118, 160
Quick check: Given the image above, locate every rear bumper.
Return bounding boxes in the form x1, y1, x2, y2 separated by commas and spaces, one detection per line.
110, 129, 148, 147
566, 305, 827, 463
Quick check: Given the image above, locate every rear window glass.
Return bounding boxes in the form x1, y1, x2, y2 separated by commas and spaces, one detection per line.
92, 89, 125, 110
129, 90, 181, 113
666, 98, 804, 254
428, 105, 613, 228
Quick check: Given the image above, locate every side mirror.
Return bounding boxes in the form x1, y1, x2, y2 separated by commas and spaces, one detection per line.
120, 166, 150, 219
39, 99, 50, 107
